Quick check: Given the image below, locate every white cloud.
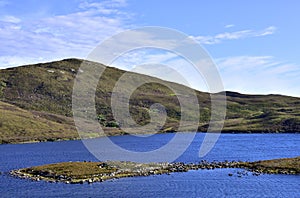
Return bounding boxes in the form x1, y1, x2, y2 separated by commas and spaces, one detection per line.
191, 26, 276, 45
0, 0, 131, 68
216, 56, 300, 96
0, 15, 21, 23
224, 24, 235, 28
112, 49, 177, 70
257, 26, 276, 36
113, 51, 300, 96
111, 49, 210, 92
215, 30, 252, 40
79, 0, 127, 15
0, 56, 48, 68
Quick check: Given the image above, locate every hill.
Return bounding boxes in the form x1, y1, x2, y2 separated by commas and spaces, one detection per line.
0, 59, 299, 143
0, 101, 76, 143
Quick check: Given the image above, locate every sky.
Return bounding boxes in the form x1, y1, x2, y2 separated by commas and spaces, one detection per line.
0, 0, 300, 96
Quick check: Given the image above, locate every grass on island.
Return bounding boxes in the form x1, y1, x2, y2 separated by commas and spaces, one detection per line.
247, 156, 300, 174
21, 162, 117, 179
11, 156, 300, 184
13, 161, 171, 183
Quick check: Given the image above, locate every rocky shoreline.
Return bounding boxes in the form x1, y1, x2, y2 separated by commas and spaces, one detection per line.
10, 157, 300, 184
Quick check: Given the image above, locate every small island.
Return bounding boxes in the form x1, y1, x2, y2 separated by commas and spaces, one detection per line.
10, 156, 300, 184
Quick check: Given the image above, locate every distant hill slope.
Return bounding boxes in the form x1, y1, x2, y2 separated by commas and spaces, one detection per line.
0, 101, 76, 143
0, 59, 299, 143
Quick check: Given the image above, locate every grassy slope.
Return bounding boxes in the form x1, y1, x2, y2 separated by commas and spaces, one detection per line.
0, 58, 300, 143
224, 92, 300, 132
0, 101, 77, 143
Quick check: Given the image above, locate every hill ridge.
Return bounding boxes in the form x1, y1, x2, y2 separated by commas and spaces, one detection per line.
0, 58, 299, 143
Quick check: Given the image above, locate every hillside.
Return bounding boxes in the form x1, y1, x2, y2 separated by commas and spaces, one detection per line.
0, 101, 76, 143
0, 59, 299, 143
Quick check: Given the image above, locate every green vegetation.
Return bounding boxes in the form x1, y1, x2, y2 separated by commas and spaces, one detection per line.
97, 114, 119, 128
0, 58, 300, 143
0, 81, 6, 97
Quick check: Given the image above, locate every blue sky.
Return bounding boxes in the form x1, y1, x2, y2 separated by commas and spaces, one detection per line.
0, 0, 300, 96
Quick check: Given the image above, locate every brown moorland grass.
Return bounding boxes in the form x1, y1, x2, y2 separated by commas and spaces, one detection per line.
247, 156, 300, 174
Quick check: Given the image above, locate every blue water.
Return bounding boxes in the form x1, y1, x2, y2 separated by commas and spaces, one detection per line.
0, 133, 299, 197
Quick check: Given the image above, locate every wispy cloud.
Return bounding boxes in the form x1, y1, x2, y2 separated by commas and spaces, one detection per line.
79, 0, 127, 15
0, 15, 21, 23
0, 0, 131, 68
112, 47, 299, 96
112, 49, 177, 70
224, 24, 235, 28
113, 51, 300, 96
191, 26, 276, 45
0, 56, 46, 68
216, 56, 300, 96
112, 49, 210, 92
